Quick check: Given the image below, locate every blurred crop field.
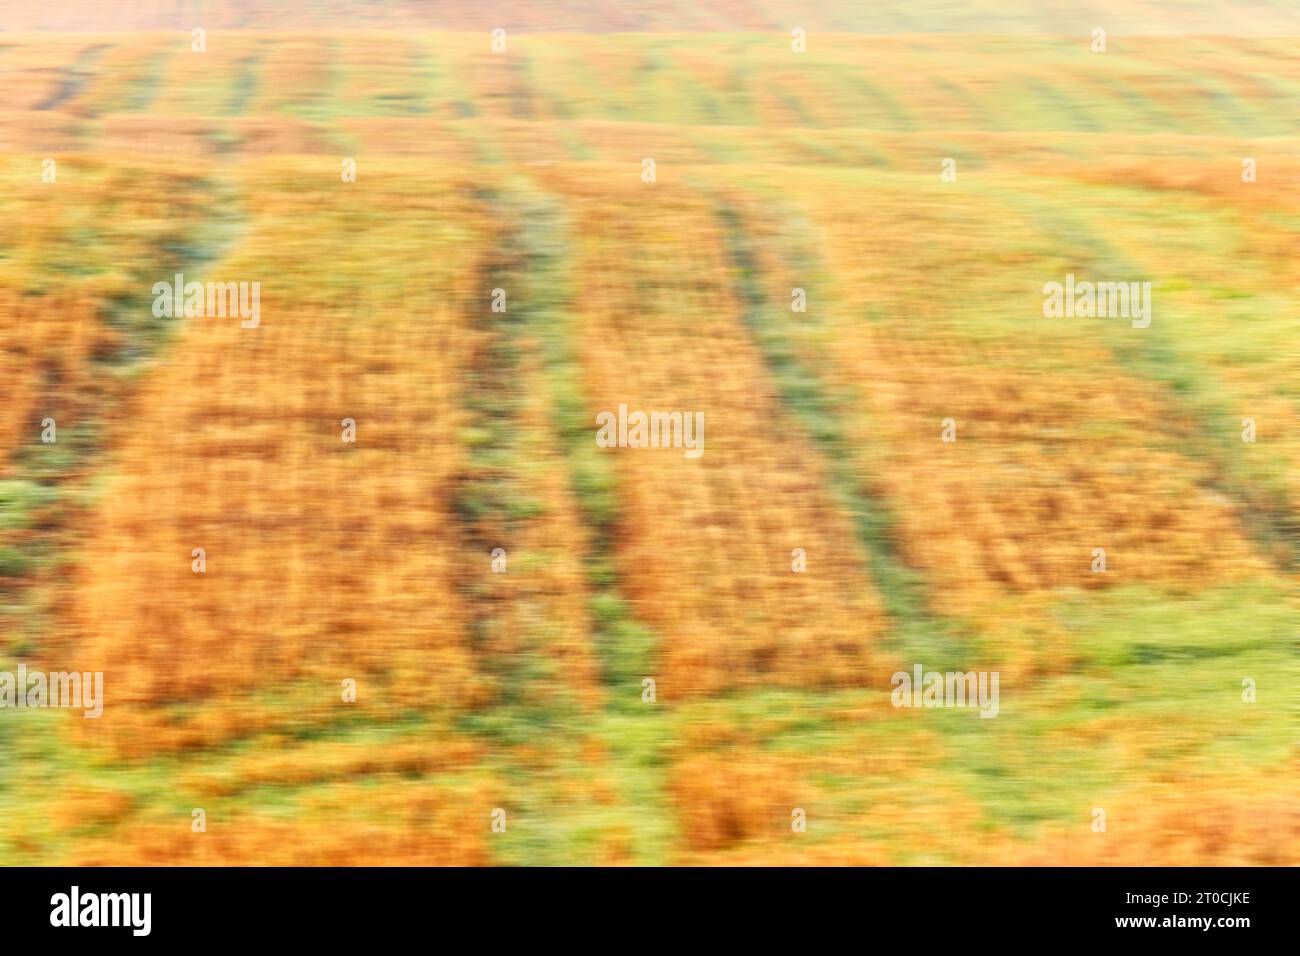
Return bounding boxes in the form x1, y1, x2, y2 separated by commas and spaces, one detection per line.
0, 2, 1296, 865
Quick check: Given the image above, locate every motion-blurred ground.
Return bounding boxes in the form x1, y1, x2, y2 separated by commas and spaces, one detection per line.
0, 2, 1296, 864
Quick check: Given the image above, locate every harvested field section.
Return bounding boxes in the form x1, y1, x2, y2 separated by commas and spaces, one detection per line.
149, 33, 266, 117
0, 288, 107, 475
69, 165, 489, 755
0, 160, 218, 652
550, 173, 885, 699
334, 35, 427, 116
249, 36, 333, 115
60, 36, 173, 117
771, 176, 1268, 621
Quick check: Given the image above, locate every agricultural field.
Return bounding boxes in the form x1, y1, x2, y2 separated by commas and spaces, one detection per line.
0, 3, 1296, 866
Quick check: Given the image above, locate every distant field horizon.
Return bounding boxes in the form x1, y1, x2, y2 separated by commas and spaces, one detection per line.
7, 0, 1300, 34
